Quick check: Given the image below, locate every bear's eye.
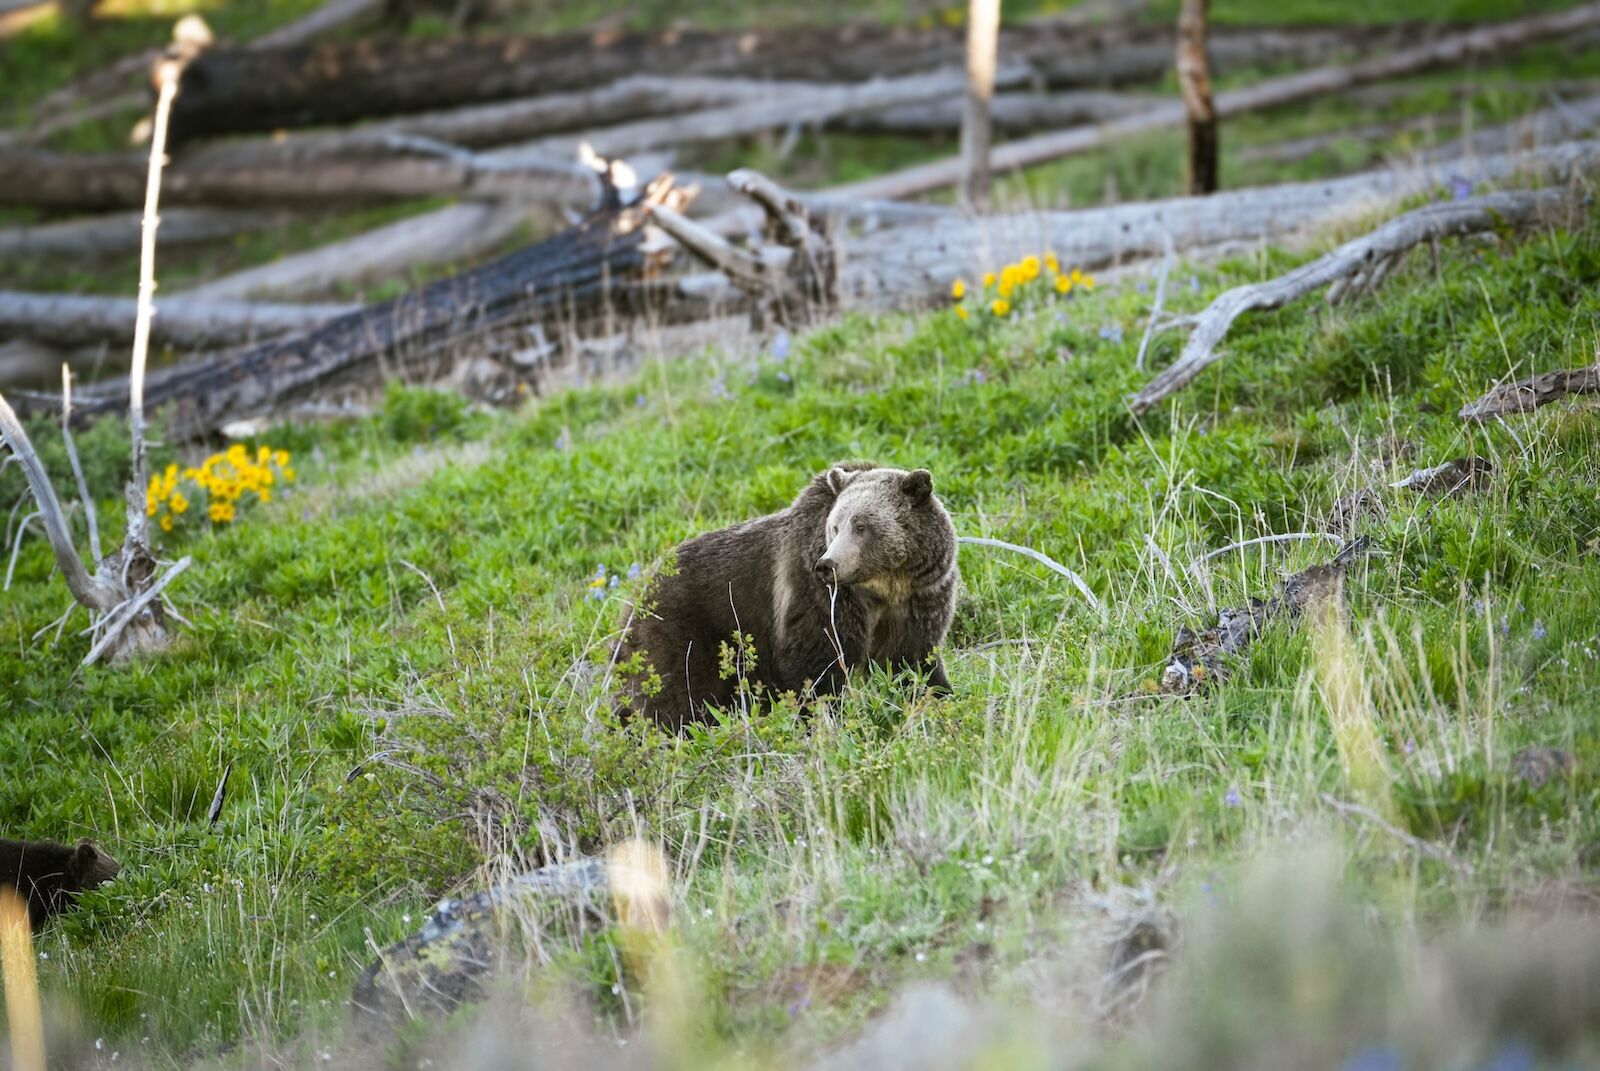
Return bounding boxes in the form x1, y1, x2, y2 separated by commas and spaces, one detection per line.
852, 520, 867, 534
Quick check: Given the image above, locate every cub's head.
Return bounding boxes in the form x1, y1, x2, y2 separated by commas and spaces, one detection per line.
815, 464, 953, 590
65, 839, 120, 893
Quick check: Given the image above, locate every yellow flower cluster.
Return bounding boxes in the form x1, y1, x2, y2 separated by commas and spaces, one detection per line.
146, 443, 295, 533
950, 253, 1095, 323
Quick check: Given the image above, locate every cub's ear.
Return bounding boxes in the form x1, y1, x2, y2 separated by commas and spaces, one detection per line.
901, 469, 933, 503
73, 840, 98, 867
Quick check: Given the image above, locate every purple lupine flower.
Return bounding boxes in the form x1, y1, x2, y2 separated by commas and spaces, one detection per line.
777, 371, 792, 383
1224, 785, 1241, 807
627, 562, 642, 580
1099, 323, 1124, 344
1450, 174, 1474, 201
1532, 619, 1547, 640
773, 329, 791, 362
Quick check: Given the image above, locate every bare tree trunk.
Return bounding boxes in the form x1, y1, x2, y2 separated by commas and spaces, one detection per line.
1177, 0, 1218, 195
0, 291, 356, 347
960, 0, 1002, 213
835, 0, 1600, 202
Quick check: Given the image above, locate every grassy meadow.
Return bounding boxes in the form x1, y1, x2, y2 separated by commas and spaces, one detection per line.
2, 0, 1600, 1068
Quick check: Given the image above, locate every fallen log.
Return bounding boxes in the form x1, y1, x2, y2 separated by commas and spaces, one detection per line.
20, 0, 389, 144
0, 207, 289, 259
523, 67, 1006, 161
25, 176, 683, 438
837, 89, 1153, 136
178, 200, 535, 302
0, 143, 599, 212
160, 21, 1438, 140
1458, 363, 1600, 422
826, 141, 1600, 310
0, 290, 357, 348
1127, 188, 1577, 414
835, 1, 1600, 202
1154, 537, 1372, 695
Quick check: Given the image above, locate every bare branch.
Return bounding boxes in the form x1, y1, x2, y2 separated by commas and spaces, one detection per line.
1129, 188, 1574, 414
957, 536, 1101, 610
1458, 361, 1600, 421
81, 555, 191, 667
0, 392, 116, 610
1193, 532, 1344, 567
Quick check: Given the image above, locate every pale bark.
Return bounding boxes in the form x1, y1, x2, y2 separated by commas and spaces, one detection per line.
960, 0, 1002, 212
1458, 364, 1600, 421
179, 201, 533, 302
0, 208, 288, 259
0, 291, 356, 347
1177, 0, 1218, 195
1128, 189, 1575, 414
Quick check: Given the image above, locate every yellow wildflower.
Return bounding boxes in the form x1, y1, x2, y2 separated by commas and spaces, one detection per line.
170, 492, 188, 515
982, 272, 996, 289
273, 450, 290, 468
1070, 268, 1084, 284
1045, 253, 1060, 274
955, 306, 968, 320
1020, 255, 1041, 281
951, 279, 967, 300
1081, 273, 1096, 289
991, 298, 1011, 316
1055, 274, 1072, 294
159, 514, 173, 533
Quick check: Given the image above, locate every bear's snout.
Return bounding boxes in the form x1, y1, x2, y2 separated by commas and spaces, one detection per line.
815, 554, 838, 578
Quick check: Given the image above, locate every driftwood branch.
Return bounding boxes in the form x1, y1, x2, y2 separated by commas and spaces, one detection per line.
59, 368, 100, 565
960, 0, 1001, 212
1128, 188, 1575, 414
1458, 362, 1600, 421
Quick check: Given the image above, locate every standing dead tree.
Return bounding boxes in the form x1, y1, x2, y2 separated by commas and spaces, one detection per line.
1176, 0, 1218, 195
960, 0, 1002, 212
0, 36, 200, 666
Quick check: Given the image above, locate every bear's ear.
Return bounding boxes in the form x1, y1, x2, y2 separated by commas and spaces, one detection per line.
901, 469, 934, 503
72, 840, 98, 870
825, 467, 860, 495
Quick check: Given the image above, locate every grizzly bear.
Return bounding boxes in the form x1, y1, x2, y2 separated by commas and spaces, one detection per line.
0, 837, 121, 930
616, 461, 959, 730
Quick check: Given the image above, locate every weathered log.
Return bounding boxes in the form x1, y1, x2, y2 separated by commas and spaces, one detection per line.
837, 89, 1153, 136
523, 67, 997, 161
19, 0, 389, 144
178, 200, 535, 302
159, 21, 1442, 140
1154, 538, 1372, 695
827, 141, 1600, 310
0, 207, 289, 259
1128, 189, 1577, 414
835, 1, 1600, 202
0, 290, 356, 348
0, 143, 598, 212
29, 179, 682, 438
1458, 364, 1600, 422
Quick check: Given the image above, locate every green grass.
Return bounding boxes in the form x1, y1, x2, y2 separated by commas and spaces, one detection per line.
3, 199, 1599, 1064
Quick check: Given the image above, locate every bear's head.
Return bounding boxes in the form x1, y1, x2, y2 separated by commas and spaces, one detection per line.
815, 465, 953, 591
66, 839, 120, 893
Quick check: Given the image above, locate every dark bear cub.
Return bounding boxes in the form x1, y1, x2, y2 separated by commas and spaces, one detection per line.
0, 837, 121, 930
617, 461, 959, 730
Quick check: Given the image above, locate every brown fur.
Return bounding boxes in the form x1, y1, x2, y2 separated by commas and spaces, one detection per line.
616, 461, 958, 731
0, 837, 121, 930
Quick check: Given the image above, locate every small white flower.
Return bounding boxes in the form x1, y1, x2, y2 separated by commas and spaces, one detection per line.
915, 952, 926, 962
37, 951, 47, 960
611, 984, 622, 995
96, 1039, 104, 1051
981, 855, 994, 866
